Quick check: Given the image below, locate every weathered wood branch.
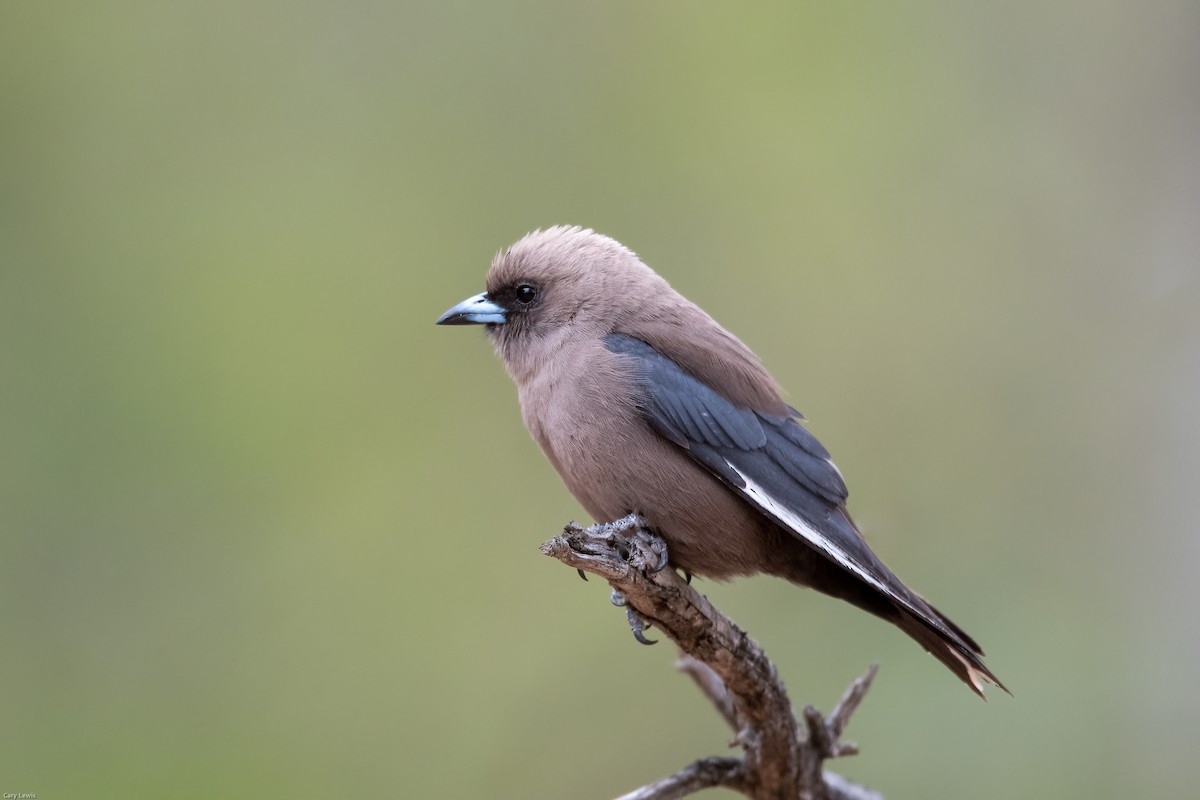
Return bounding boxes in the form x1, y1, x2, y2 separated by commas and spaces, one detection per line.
541, 515, 884, 800
614, 757, 746, 800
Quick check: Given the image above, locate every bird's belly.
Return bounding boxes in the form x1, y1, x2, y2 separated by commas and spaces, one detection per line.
533, 393, 780, 580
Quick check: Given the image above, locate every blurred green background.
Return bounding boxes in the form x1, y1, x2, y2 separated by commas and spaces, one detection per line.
2, 2, 1197, 798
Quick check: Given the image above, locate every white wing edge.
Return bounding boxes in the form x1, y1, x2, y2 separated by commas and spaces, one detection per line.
736, 465, 997, 694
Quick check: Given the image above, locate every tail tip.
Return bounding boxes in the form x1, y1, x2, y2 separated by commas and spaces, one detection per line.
965, 661, 1010, 700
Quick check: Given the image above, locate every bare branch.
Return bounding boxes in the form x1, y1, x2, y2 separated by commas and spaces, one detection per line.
614, 757, 745, 800
828, 665, 879, 743
823, 772, 885, 800
676, 655, 738, 733
541, 516, 882, 800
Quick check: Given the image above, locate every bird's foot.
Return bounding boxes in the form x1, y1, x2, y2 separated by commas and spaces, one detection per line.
562, 516, 670, 645
602, 516, 667, 644
611, 589, 657, 645
564, 514, 670, 576
598, 514, 670, 574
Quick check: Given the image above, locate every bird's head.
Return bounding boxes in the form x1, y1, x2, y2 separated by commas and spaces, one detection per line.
437, 226, 670, 379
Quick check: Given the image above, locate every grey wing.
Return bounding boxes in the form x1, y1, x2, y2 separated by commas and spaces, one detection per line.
603, 334, 921, 612
605, 334, 1002, 695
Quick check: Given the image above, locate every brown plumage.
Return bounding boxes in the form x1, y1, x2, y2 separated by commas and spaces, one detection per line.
437, 226, 1005, 697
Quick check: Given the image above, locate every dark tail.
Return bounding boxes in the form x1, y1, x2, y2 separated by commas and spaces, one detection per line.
780, 548, 1007, 698
772, 526, 1007, 698
889, 600, 1008, 699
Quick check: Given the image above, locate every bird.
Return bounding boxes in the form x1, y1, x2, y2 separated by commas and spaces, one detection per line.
436, 225, 1004, 697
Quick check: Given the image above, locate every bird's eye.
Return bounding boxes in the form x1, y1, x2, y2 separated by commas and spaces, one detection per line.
515, 284, 537, 304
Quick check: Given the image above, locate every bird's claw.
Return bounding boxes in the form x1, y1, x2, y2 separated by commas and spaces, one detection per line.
629, 615, 657, 645
587, 518, 668, 645
644, 539, 670, 574
610, 589, 657, 645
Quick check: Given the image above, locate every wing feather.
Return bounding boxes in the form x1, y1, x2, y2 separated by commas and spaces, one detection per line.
605, 334, 944, 626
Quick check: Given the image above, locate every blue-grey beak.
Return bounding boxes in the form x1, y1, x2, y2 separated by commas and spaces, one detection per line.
436, 292, 508, 326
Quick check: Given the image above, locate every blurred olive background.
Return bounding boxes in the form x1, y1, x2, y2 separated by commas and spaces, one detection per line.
2, 2, 1197, 798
